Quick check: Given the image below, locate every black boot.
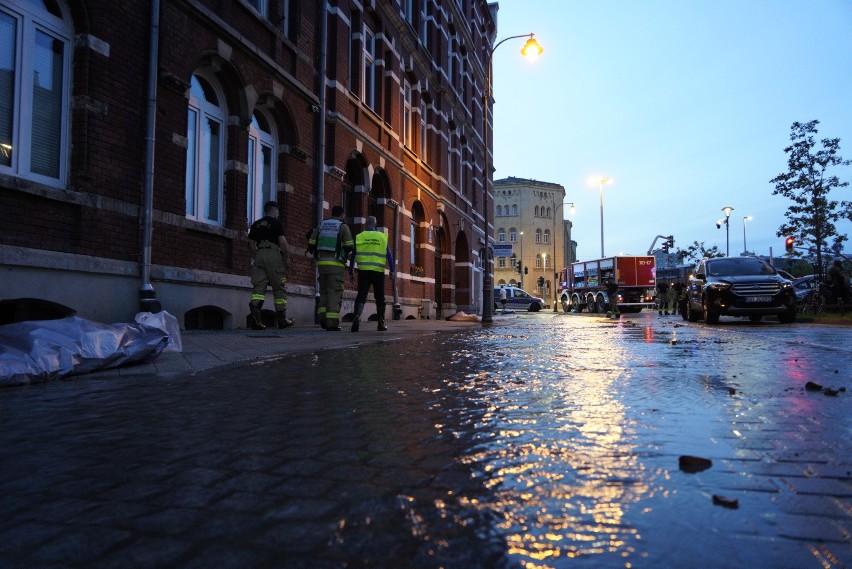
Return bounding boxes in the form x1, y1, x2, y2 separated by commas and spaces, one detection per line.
249, 301, 265, 330
276, 309, 294, 329
377, 306, 387, 331
351, 302, 364, 332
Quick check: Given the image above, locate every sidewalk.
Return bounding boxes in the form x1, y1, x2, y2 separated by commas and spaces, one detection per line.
81, 316, 488, 380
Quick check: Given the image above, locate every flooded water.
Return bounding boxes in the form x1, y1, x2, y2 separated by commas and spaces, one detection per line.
308, 313, 851, 568
2, 313, 849, 568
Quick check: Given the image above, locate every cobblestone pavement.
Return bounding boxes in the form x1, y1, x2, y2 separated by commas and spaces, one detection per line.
0, 313, 849, 568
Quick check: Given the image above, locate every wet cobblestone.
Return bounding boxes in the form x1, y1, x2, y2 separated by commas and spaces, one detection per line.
0, 313, 849, 568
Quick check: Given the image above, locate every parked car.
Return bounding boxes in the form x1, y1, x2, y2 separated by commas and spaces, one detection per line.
685, 257, 797, 323
494, 286, 545, 312
792, 275, 819, 302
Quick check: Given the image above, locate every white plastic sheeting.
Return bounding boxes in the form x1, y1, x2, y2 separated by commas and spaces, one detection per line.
0, 316, 171, 386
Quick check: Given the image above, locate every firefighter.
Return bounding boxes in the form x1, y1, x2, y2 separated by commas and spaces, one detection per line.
605, 278, 620, 318
247, 201, 293, 330
656, 279, 670, 316
308, 206, 354, 331
350, 216, 395, 332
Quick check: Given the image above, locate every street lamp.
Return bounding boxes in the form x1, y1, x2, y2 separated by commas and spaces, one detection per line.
481, 33, 543, 323
589, 177, 612, 257
742, 215, 752, 255
519, 231, 524, 289
718, 206, 734, 256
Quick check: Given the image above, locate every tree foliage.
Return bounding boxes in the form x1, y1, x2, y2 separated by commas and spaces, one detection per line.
770, 120, 851, 274
677, 241, 723, 264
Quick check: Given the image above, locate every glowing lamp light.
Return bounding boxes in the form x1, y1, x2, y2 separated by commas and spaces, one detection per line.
520, 35, 543, 59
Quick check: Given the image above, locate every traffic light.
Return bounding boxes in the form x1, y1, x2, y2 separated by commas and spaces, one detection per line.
524, 266, 529, 275
785, 236, 795, 252
538, 276, 545, 288
666, 235, 674, 248
661, 242, 669, 253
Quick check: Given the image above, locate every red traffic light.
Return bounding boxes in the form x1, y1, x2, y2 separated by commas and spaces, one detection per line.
785, 237, 795, 252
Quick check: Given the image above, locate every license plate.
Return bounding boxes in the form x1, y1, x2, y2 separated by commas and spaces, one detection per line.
745, 296, 771, 302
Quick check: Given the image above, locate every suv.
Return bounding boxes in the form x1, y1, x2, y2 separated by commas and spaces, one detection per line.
685, 257, 796, 323
494, 286, 545, 312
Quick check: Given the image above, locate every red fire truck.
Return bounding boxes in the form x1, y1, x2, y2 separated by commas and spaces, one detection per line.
558, 256, 656, 313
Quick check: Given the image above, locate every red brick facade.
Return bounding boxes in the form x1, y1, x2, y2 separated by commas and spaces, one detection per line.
0, 0, 496, 328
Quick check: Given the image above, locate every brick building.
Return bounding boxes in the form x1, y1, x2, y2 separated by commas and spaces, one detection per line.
0, 0, 498, 328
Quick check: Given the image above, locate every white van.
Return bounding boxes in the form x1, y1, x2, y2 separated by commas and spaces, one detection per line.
494, 286, 545, 312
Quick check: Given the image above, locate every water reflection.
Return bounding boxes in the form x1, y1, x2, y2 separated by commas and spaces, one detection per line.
439, 317, 660, 568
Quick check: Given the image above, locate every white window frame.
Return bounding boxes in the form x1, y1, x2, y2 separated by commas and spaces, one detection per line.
498, 229, 505, 242
402, 80, 412, 148
535, 229, 541, 243
419, 99, 428, 163
544, 229, 550, 244
247, 110, 277, 224
509, 229, 517, 242
0, 0, 72, 187
363, 25, 377, 110
185, 73, 226, 226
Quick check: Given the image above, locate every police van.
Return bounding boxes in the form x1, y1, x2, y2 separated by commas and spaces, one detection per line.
494, 286, 545, 312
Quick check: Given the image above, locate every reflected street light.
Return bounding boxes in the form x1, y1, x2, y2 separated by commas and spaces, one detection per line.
589, 177, 612, 257
481, 33, 543, 323
743, 215, 753, 255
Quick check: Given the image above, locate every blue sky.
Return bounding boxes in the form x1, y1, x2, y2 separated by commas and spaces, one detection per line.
491, 0, 852, 263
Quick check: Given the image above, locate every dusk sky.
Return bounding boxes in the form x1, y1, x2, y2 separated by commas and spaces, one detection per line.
490, 0, 852, 263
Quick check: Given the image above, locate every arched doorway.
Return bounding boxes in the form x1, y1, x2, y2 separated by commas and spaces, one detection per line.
454, 231, 472, 311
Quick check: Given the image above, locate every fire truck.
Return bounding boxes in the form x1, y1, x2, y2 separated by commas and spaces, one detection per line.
558, 256, 657, 313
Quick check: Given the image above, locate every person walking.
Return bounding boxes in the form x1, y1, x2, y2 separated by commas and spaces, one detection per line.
500, 286, 508, 313
656, 279, 670, 316
605, 278, 620, 318
349, 216, 394, 332
827, 260, 850, 311
672, 278, 685, 316
308, 206, 354, 331
247, 201, 293, 330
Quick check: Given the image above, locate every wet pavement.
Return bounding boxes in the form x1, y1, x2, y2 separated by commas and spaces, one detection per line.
0, 313, 850, 568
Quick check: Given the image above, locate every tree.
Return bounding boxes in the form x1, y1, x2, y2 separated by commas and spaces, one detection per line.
771, 120, 851, 276
678, 241, 723, 264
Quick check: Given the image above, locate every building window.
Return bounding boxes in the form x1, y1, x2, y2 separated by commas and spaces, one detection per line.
246, 0, 267, 17
419, 100, 428, 163
509, 228, 517, 242
403, 0, 413, 25
512, 204, 518, 216
419, 1, 428, 47
498, 228, 505, 242
536, 256, 541, 269
534, 206, 539, 217
0, 0, 72, 185
496, 205, 502, 217
498, 257, 506, 268
247, 110, 276, 224
185, 73, 225, 225
543, 229, 550, 244
280, 0, 294, 41
363, 25, 377, 111
535, 229, 541, 243
402, 80, 412, 148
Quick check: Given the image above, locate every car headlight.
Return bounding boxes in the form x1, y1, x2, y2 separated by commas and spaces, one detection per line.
707, 283, 731, 292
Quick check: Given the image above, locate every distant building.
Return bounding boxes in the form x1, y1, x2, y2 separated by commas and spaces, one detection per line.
493, 177, 575, 304
0, 0, 499, 327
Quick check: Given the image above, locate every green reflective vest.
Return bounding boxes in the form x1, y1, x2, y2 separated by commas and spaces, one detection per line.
355, 231, 388, 272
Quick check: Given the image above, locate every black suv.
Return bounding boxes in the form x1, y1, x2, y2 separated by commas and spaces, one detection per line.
685, 257, 796, 323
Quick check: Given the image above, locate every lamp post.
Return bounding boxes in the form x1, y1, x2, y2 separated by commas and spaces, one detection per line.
481, 33, 542, 323
720, 206, 734, 256
742, 215, 752, 256
552, 201, 575, 312
519, 230, 524, 289
590, 177, 612, 257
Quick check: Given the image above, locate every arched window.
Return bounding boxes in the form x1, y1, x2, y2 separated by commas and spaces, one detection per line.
535, 229, 541, 243
543, 229, 550, 244
185, 73, 226, 225
496, 205, 502, 216
0, 0, 72, 185
509, 228, 517, 242
498, 228, 505, 242
512, 204, 518, 216
535, 255, 541, 268
547, 207, 552, 218
247, 110, 277, 223
534, 206, 539, 217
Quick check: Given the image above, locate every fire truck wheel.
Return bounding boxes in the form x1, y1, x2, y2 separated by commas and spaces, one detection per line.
596, 295, 607, 313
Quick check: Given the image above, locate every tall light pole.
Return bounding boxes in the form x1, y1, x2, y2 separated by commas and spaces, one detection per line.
590, 177, 612, 257
742, 215, 752, 256
552, 201, 575, 312
519, 230, 524, 289
720, 206, 734, 256
481, 33, 542, 323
